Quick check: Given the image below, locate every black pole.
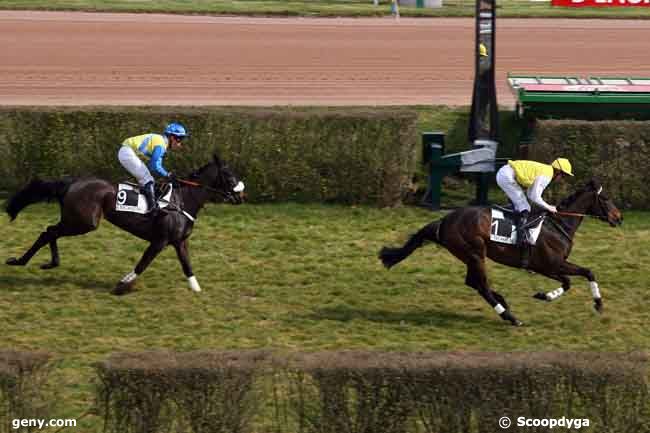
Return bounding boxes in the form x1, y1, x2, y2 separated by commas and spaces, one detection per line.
469, 0, 498, 143
468, 0, 498, 206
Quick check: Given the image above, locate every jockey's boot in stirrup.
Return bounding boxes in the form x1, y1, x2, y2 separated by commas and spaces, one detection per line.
516, 210, 531, 268
143, 181, 159, 216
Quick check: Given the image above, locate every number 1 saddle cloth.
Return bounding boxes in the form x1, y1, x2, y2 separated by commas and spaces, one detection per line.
490, 207, 544, 246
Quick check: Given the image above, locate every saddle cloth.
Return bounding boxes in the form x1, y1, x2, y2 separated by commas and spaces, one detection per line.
115, 183, 173, 214
490, 207, 544, 246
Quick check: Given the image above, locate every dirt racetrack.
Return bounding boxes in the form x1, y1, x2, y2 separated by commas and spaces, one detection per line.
1, 11, 648, 107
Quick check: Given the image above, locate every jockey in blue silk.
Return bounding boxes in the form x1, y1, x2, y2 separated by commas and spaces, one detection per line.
117, 122, 188, 215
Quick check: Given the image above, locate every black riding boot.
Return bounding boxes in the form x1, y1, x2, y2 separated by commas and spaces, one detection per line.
143, 181, 159, 216
516, 210, 530, 268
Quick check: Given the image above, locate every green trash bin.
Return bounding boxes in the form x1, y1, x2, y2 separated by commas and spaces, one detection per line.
421, 132, 456, 210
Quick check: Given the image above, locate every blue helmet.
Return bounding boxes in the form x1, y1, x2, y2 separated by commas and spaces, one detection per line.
164, 122, 188, 138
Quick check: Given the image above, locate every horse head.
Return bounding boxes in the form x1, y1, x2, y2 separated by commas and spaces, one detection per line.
559, 179, 622, 227
190, 154, 245, 204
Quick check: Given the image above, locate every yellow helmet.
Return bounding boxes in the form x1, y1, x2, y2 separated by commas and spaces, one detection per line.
551, 158, 574, 176
479, 43, 488, 57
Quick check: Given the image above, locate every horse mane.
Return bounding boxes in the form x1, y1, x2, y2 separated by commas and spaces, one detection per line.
558, 188, 583, 209
188, 161, 214, 180
558, 179, 599, 209
188, 153, 228, 180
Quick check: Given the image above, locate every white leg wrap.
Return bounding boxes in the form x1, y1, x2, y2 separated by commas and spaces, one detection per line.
590, 281, 601, 299
494, 304, 506, 315
546, 287, 565, 301
121, 271, 137, 284
188, 275, 201, 292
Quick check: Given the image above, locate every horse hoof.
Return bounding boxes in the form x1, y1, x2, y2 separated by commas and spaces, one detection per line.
40, 262, 59, 270
112, 282, 135, 296
512, 319, 524, 327
533, 292, 548, 301
594, 299, 604, 313
6, 257, 24, 266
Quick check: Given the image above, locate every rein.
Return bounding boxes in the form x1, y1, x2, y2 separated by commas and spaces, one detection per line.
556, 210, 601, 218
177, 177, 230, 201
177, 178, 220, 193
177, 178, 201, 187
556, 186, 608, 220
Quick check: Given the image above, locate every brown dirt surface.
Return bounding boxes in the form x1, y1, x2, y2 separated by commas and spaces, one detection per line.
1, 11, 647, 107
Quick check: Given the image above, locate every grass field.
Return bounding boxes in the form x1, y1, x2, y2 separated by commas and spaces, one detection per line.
2, 200, 649, 428
2, 1, 649, 429
2, 0, 650, 19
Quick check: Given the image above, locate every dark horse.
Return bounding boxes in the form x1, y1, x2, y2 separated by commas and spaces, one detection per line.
5, 154, 244, 295
379, 180, 623, 326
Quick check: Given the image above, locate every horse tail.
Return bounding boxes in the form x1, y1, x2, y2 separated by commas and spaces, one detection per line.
379, 220, 442, 269
6, 178, 71, 221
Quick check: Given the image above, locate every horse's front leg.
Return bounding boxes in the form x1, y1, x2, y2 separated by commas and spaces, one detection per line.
536, 262, 602, 313
174, 239, 201, 293
113, 241, 167, 295
559, 261, 602, 313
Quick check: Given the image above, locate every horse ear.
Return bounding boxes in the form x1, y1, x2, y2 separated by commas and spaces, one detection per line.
213, 153, 223, 166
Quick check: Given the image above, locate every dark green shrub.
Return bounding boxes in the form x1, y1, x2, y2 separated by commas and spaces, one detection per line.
0, 350, 52, 433
0, 107, 417, 206
95, 350, 268, 433
529, 120, 650, 209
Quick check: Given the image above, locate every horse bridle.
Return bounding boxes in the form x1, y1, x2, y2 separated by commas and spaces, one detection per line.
556, 186, 609, 221
177, 176, 242, 203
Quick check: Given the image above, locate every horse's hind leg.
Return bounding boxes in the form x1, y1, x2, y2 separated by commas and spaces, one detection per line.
450, 237, 522, 326
465, 256, 523, 326
7, 219, 98, 269
40, 235, 60, 270
7, 223, 62, 268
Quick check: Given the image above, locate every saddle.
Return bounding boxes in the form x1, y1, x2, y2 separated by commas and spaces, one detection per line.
489, 205, 545, 246
115, 181, 173, 215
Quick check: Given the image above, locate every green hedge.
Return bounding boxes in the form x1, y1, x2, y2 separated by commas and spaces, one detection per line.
0, 350, 52, 433
529, 120, 650, 209
94, 350, 650, 433
96, 351, 267, 433
0, 107, 417, 207
278, 351, 650, 433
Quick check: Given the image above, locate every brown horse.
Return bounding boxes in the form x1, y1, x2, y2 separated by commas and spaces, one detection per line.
5, 154, 244, 295
379, 179, 623, 326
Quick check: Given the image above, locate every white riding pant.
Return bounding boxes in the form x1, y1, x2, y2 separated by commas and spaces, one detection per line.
118, 146, 153, 186
496, 165, 530, 213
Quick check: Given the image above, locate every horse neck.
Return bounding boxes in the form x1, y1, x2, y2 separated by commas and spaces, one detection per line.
179, 184, 210, 217
557, 192, 592, 237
